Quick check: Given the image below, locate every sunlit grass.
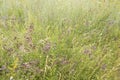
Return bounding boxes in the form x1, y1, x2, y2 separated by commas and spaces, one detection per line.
0, 0, 120, 80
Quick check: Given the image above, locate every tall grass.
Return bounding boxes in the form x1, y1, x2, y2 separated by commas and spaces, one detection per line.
0, 0, 120, 80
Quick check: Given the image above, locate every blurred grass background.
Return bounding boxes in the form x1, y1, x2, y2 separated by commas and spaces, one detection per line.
0, 0, 120, 80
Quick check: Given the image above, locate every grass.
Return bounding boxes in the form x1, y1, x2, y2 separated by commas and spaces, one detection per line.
0, 0, 120, 80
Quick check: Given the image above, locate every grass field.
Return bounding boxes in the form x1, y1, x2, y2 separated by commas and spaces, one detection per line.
0, 0, 120, 80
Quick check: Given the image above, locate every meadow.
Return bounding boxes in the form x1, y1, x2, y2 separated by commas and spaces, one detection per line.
0, 0, 120, 80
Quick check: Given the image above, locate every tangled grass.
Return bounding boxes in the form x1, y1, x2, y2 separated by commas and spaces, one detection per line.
0, 0, 120, 80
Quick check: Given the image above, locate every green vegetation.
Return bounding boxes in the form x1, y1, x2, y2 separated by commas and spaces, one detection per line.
0, 0, 120, 80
